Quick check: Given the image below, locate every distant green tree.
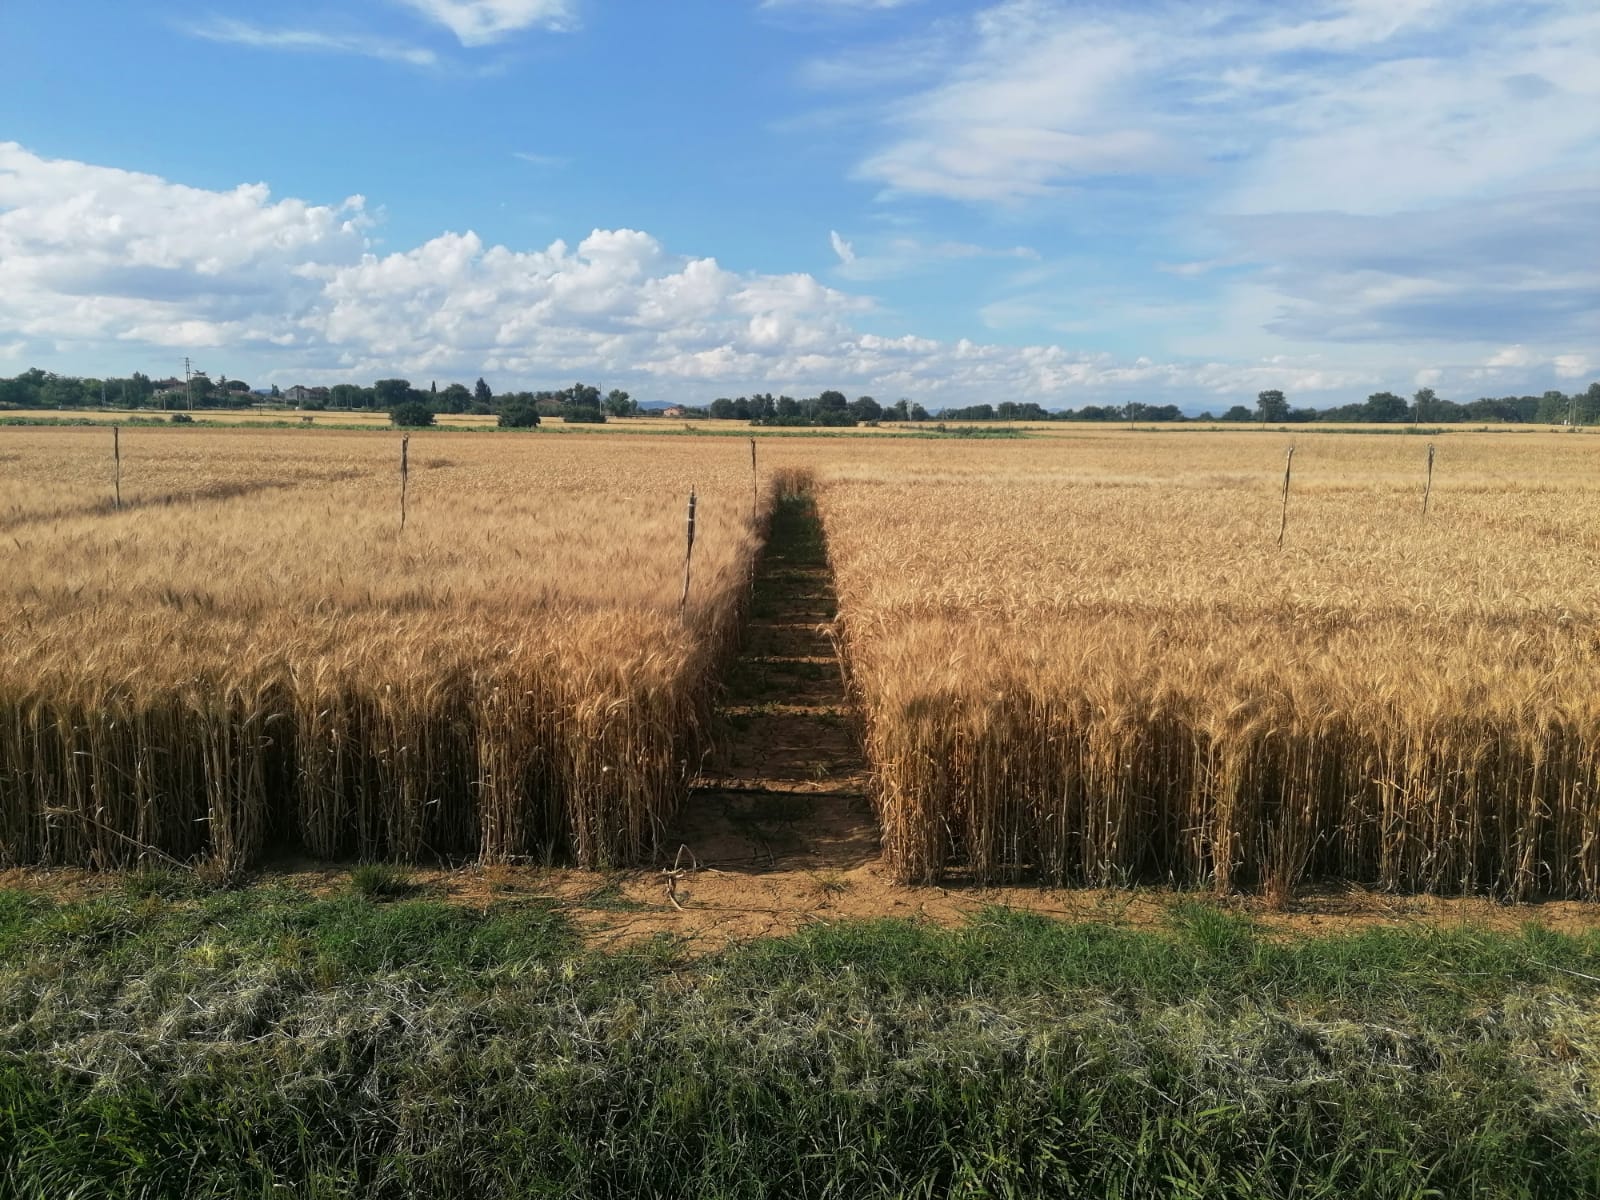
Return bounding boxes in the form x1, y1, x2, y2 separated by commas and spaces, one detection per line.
1363, 392, 1408, 422
41, 373, 87, 408
604, 389, 635, 417
498, 400, 540, 428
850, 395, 883, 422
374, 379, 413, 409
1256, 390, 1288, 422
1578, 382, 1600, 425
390, 401, 435, 427
1222, 405, 1254, 422
474, 378, 493, 407
1411, 387, 1438, 424
440, 383, 473, 414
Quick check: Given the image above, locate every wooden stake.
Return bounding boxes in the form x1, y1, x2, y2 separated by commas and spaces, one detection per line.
750, 437, 758, 524
1421, 443, 1436, 516
1276, 444, 1295, 549
112, 425, 122, 511
399, 434, 410, 532
679, 486, 697, 611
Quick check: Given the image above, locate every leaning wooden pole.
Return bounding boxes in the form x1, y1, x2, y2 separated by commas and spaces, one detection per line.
679, 486, 698, 611
399, 434, 410, 533
112, 425, 122, 512
1421, 443, 1436, 516
1276, 444, 1295, 549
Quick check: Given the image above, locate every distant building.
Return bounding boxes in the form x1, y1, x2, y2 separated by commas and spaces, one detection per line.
284, 385, 312, 403
661, 405, 687, 418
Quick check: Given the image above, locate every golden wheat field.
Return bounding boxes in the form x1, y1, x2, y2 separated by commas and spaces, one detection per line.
811, 429, 1600, 898
4, 423, 1599, 898
0, 426, 768, 872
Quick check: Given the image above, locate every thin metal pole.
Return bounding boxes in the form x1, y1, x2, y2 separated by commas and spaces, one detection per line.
750, 437, 758, 524
1421, 444, 1436, 516
113, 425, 122, 511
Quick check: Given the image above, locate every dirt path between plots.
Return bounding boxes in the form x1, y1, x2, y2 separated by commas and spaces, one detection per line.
9, 490, 1600, 948
267, 494, 1600, 944
544, 475, 1600, 945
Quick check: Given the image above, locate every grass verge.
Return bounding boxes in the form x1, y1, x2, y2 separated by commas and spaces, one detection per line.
2, 884, 1598, 1198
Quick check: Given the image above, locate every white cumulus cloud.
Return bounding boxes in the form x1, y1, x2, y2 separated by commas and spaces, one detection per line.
0, 143, 1591, 406
183, 19, 439, 67
391, 0, 576, 46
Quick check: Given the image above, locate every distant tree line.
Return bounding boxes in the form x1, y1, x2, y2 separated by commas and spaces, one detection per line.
0, 368, 638, 428
703, 392, 930, 427
5, 366, 1599, 427
1222, 385, 1600, 426
0, 368, 255, 410
373, 379, 636, 427
693, 384, 1600, 426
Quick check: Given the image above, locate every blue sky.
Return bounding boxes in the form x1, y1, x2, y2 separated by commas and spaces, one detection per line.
0, 0, 1595, 408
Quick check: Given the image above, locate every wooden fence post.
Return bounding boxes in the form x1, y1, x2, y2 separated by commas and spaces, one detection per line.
399, 434, 410, 532
679, 486, 697, 611
1276, 445, 1295, 549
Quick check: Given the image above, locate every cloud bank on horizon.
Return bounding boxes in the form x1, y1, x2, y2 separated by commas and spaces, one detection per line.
0, 0, 1595, 407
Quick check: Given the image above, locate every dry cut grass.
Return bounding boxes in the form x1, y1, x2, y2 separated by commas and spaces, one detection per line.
0, 427, 766, 872
817, 429, 1600, 899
